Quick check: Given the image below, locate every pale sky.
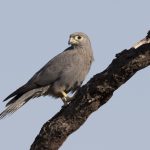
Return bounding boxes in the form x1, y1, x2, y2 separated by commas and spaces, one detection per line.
0, 0, 150, 150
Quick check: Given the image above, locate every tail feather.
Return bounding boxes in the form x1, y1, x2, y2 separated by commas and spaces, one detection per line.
0, 90, 34, 119
3, 84, 36, 102
0, 86, 50, 119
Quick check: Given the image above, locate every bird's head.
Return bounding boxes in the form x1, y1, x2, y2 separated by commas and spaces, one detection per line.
68, 32, 91, 47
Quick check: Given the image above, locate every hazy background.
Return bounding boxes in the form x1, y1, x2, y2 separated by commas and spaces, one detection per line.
0, 0, 150, 150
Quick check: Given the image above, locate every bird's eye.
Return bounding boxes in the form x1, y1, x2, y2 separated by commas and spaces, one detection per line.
77, 36, 82, 39
75, 36, 82, 40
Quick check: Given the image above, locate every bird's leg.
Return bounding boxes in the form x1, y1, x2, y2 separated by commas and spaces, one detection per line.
61, 91, 71, 105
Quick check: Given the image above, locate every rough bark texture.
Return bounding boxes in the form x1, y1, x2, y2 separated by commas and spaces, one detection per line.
30, 31, 150, 150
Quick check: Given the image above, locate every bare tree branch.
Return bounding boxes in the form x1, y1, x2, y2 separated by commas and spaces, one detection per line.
30, 31, 150, 150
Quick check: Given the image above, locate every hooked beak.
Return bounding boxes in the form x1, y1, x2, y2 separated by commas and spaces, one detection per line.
68, 37, 78, 45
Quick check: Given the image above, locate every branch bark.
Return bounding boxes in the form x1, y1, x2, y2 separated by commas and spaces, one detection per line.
30, 31, 150, 150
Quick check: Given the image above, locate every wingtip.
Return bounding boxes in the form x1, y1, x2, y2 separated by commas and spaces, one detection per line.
3, 92, 17, 102
3, 95, 12, 102
3, 97, 9, 102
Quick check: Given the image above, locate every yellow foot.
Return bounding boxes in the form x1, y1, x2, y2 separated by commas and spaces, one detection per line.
61, 91, 71, 105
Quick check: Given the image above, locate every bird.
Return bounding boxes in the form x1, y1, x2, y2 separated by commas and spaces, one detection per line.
0, 32, 94, 119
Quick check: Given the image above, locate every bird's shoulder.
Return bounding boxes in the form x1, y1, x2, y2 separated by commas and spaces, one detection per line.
27, 46, 83, 86
46, 46, 83, 66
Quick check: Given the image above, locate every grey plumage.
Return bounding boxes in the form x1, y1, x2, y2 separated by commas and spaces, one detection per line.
0, 32, 94, 119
